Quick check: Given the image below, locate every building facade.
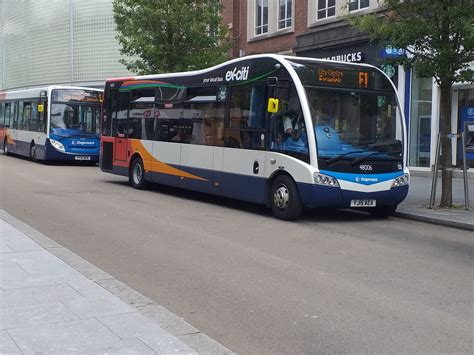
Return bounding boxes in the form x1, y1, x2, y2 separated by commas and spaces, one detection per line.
222, 0, 473, 170
0, 0, 132, 91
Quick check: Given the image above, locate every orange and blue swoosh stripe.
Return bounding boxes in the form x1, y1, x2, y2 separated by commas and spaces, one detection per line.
129, 140, 208, 181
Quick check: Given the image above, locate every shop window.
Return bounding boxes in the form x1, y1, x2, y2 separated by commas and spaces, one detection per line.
278, 0, 292, 30
457, 88, 474, 167
409, 74, 432, 167
255, 0, 269, 35
349, 0, 369, 12
317, 0, 335, 20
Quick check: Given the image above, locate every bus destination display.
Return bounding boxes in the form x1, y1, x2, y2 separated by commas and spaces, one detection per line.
317, 67, 369, 88
52, 89, 101, 103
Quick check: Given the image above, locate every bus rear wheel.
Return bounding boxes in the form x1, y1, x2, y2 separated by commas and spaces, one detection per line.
270, 175, 303, 221
129, 157, 147, 190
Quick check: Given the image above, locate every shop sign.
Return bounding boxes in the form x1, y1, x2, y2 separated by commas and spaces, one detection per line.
321, 51, 363, 63
382, 64, 396, 78
380, 45, 405, 58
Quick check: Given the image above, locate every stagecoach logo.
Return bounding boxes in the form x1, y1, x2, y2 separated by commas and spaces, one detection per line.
355, 176, 379, 183
72, 140, 95, 145
225, 66, 250, 82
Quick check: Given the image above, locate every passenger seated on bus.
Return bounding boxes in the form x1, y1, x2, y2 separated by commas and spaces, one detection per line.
283, 114, 308, 154
171, 127, 184, 142
270, 104, 308, 153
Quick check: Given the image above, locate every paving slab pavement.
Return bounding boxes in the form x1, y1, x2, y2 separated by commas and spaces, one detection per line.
0, 210, 233, 354
395, 174, 474, 231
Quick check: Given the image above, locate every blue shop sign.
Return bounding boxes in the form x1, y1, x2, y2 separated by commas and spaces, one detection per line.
380, 45, 405, 58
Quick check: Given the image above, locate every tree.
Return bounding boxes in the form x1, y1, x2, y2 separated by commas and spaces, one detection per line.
113, 0, 231, 75
349, 0, 473, 208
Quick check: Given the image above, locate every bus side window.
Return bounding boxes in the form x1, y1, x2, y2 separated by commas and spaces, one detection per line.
12, 101, 19, 129
30, 100, 39, 132
226, 84, 266, 150
129, 88, 155, 140
186, 86, 225, 146
110, 90, 130, 137
103, 89, 116, 136
0, 103, 4, 127
4, 103, 11, 128
23, 102, 32, 131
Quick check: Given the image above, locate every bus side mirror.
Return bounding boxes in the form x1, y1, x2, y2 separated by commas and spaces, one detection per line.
267, 98, 279, 113
38, 104, 44, 112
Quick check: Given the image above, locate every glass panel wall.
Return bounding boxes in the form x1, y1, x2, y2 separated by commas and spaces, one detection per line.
458, 87, 474, 167
409, 74, 433, 167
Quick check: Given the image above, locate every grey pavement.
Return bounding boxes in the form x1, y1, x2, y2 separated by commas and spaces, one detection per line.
396, 171, 474, 231
0, 210, 232, 354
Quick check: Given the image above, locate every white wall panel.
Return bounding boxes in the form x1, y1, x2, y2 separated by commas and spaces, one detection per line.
1, 0, 132, 90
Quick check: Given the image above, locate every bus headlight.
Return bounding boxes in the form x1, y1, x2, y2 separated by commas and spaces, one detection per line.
392, 173, 409, 187
314, 172, 339, 188
50, 139, 65, 152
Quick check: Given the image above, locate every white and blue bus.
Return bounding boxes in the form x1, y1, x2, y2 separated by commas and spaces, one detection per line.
100, 55, 409, 220
0, 86, 102, 162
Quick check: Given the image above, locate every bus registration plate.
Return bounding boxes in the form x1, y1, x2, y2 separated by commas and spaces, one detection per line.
350, 199, 376, 207
75, 156, 91, 161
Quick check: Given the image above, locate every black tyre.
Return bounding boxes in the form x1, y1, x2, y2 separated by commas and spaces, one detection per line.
129, 157, 147, 190
30, 143, 37, 161
3, 139, 9, 156
369, 204, 397, 218
270, 175, 303, 221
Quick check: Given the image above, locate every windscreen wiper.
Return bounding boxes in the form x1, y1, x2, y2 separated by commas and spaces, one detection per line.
326, 150, 367, 165
350, 150, 402, 166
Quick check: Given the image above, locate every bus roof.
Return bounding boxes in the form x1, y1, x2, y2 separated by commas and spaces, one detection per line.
105, 54, 383, 83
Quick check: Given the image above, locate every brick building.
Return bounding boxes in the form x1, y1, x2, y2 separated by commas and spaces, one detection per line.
221, 0, 474, 171
221, 0, 308, 57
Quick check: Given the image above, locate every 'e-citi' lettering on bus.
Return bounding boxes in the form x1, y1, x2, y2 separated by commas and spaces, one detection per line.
225, 66, 249, 81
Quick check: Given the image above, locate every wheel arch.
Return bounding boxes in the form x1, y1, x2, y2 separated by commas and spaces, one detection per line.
265, 170, 297, 208
129, 152, 144, 174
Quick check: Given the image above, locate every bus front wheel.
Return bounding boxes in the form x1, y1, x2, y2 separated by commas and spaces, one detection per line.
129, 157, 147, 190
270, 175, 303, 221
30, 143, 37, 161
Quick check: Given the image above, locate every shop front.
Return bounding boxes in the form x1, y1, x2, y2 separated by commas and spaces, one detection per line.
406, 71, 474, 170
295, 27, 473, 171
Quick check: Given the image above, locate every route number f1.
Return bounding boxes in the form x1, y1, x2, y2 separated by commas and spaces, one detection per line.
358, 71, 369, 88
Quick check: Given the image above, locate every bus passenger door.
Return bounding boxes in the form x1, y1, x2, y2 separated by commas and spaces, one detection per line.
222, 84, 267, 203
212, 146, 223, 194
114, 134, 127, 161
114, 109, 128, 162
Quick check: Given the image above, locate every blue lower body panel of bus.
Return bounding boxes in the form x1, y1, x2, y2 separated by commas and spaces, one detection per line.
298, 183, 409, 209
